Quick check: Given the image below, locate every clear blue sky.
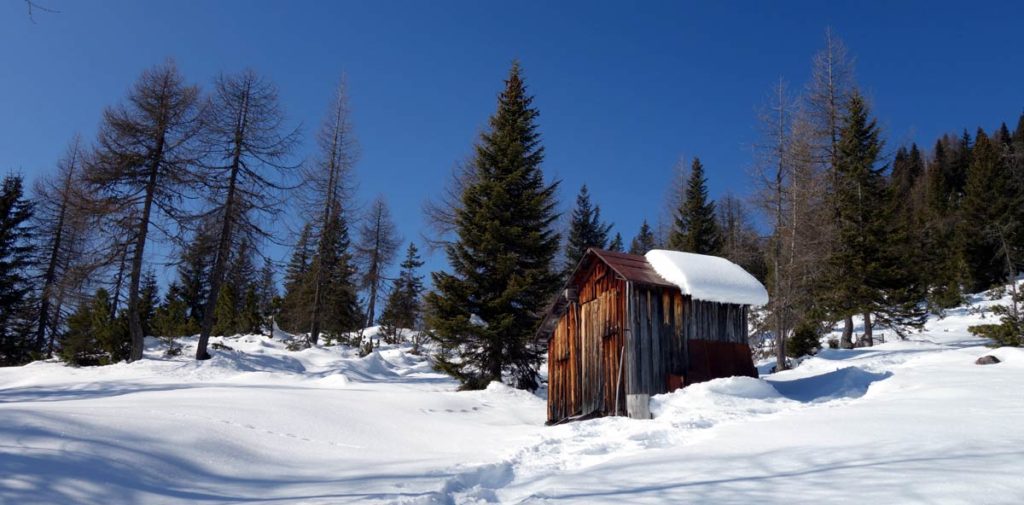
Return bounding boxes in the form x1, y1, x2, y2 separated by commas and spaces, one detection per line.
3, 0, 1023, 279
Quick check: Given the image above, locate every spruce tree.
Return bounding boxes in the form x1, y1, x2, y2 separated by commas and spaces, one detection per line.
922, 139, 965, 309
316, 205, 362, 338
824, 92, 924, 345
425, 62, 560, 391
961, 129, 1020, 291
152, 282, 198, 338
278, 223, 315, 333
60, 289, 130, 366
564, 184, 612, 271
212, 285, 237, 337
669, 158, 722, 255
607, 232, 624, 252
629, 219, 656, 255
138, 269, 159, 338
0, 175, 37, 365
379, 243, 425, 342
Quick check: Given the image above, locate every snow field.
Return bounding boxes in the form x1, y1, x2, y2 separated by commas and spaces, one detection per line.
3, 285, 1024, 504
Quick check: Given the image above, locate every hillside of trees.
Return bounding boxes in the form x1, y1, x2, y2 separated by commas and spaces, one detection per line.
1, 31, 1021, 386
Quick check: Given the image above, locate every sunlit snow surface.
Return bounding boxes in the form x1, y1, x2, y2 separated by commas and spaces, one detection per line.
3, 282, 1024, 504
645, 249, 769, 305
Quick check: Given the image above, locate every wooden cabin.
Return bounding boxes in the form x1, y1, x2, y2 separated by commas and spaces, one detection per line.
537, 248, 769, 424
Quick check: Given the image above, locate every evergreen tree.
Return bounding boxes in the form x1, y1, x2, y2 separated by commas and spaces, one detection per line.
379, 243, 425, 343
564, 184, 612, 271
212, 285, 237, 337
316, 204, 363, 338
301, 79, 361, 347
824, 92, 924, 345
239, 286, 262, 334
628, 219, 656, 255
176, 223, 216, 324
138, 269, 159, 338
278, 223, 315, 334
256, 257, 277, 324
607, 232, 624, 252
921, 138, 966, 309
961, 129, 1021, 291
60, 289, 130, 366
152, 282, 198, 338
425, 62, 560, 391
0, 174, 37, 365
669, 158, 722, 255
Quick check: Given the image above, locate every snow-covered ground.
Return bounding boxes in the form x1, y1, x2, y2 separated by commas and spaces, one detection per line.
3, 286, 1024, 504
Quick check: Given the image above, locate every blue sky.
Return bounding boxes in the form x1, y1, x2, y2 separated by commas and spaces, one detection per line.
3, 1, 1023, 280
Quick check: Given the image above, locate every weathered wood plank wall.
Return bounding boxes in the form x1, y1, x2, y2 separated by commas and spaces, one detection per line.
547, 260, 757, 424
546, 260, 625, 423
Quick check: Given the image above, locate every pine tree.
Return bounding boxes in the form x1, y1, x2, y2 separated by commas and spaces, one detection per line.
60, 289, 130, 366
379, 243, 425, 343
0, 175, 37, 365
607, 232, 624, 252
669, 158, 722, 255
425, 62, 560, 390
564, 184, 612, 271
629, 219, 656, 255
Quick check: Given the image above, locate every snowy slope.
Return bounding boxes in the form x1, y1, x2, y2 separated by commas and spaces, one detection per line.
3, 288, 1024, 504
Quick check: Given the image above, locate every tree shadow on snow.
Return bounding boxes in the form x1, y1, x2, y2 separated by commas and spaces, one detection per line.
0, 410, 457, 504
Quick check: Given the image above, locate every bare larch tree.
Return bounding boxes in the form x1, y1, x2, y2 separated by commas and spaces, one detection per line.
301, 79, 358, 346
356, 196, 399, 333
85, 61, 203, 361
194, 69, 298, 360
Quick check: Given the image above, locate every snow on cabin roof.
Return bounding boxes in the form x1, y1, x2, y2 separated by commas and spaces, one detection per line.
644, 249, 769, 306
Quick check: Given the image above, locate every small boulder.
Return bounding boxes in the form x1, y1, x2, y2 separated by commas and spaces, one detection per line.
975, 355, 1001, 365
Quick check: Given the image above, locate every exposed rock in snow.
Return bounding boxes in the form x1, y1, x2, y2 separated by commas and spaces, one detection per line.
976, 355, 1001, 365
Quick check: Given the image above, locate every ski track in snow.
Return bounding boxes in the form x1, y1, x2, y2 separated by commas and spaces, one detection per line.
3, 284, 1024, 504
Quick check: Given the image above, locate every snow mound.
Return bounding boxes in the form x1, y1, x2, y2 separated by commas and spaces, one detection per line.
645, 249, 769, 305
767, 366, 892, 403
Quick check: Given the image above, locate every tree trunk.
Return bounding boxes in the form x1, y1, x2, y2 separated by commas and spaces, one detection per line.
196, 134, 243, 360
127, 144, 164, 362
840, 315, 854, 349
36, 188, 69, 353
862, 311, 873, 347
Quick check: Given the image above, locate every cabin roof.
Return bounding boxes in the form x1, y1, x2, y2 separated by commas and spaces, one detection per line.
584, 249, 676, 288
645, 249, 770, 306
